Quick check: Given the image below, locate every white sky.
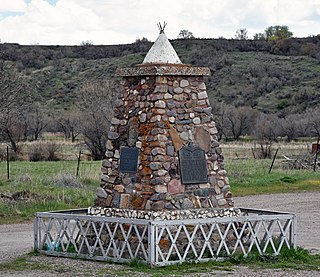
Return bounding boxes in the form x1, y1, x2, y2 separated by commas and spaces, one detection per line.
0, 0, 320, 45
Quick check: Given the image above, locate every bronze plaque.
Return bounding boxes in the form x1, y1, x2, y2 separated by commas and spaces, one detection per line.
179, 144, 208, 184
119, 147, 139, 173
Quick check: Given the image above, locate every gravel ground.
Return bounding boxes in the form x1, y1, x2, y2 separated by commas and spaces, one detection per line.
235, 191, 320, 254
1, 191, 319, 276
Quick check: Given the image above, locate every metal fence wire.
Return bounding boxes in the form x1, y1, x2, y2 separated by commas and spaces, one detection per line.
34, 208, 297, 266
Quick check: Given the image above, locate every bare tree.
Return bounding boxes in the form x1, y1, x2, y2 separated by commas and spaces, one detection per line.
177, 30, 195, 39
0, 109, 24, 153
56, 108, 81, 142
253, 113, 280, 158
253, 33, 266, 40
76, 78, 118, 160
308, 107, 320, 137
0, 67, 30, 153
23, 102, 49, 141
211, 102, 228, 140
224, 105, 258, 140
235, 28, 248, 40
278, 114, 300, 142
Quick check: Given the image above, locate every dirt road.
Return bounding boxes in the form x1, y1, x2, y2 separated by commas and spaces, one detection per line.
0, 222, 34, 262
1, 191, 319, 276
235, 191, 320, 253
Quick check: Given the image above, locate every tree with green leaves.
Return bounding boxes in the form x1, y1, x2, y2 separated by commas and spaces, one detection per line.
265, 25, 293, 42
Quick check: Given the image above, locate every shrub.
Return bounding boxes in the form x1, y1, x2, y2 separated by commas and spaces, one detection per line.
45, 142, 60, 161
50, 173, 82, 188
280, 176, 297, 183
28, 142, 60, 161
28, 144, 44, 162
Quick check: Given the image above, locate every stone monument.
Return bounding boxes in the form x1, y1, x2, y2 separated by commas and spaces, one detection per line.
91, 24, 234, 217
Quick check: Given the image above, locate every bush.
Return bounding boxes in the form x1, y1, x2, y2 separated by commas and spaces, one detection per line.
49, 173, 82, 188
280, 176, 297, 183
46, 142, 60, 161
28, 144, 44, 162
28, 142, 60, 161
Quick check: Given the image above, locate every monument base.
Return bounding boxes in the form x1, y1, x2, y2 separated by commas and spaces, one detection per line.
87, 206, 241, 220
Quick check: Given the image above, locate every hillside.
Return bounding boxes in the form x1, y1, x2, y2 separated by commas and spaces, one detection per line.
1, 36, 320, 116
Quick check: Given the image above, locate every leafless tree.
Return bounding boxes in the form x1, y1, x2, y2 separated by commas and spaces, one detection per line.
0, 66, 31, 153
177, 30, 195, 39
211, 102, 228, 140
308, 107, 320, 137
278, 114, 300, 142
56, 108, 81, 142
235, 28, 248, 40
253, 113, 280, 158
224, 105, 258, 140
23, 102, 49, 141
76, 78, 119, 160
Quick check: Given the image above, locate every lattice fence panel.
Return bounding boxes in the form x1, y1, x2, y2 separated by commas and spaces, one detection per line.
34, 208, 296, 266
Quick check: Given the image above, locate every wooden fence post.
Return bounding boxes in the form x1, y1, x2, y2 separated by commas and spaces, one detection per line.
268, 148, 279, 174
6, 146, 10, 180
314, 137, 320, 172
76, 151, 81, 178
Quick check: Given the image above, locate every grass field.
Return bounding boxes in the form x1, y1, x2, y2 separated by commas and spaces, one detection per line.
0, 160, 101, 223
227, 158, 320, 196
1, 153, 319, 224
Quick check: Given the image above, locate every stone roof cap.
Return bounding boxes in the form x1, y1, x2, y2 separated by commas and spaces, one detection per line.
116, 64, 211, 77
142, 31, 182, 64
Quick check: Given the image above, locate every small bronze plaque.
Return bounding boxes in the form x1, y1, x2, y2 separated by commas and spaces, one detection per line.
119, 147, 139, 173
179, 144, 208, 184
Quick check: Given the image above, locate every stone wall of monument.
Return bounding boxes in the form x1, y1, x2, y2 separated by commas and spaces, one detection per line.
95, 70, 233, 211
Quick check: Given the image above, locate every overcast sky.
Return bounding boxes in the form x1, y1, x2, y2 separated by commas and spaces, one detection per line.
0, 0, 320, 45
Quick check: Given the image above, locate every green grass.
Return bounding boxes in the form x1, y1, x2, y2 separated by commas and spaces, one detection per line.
0, 160, 101, 223
229, 247, 320, 271
1, 248, 319, 275
226, 159, 320, 196
1, 158, 320, 223
0, 253, 51, 272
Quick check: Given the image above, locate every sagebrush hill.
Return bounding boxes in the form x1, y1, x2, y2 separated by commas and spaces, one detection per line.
1, 36, 319, 116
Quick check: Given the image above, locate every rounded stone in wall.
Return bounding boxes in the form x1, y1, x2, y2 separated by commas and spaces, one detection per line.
180, 79, 189, 88
180, 131, 189, 141
217, 180, 225, 188
198, 83, 206, 90
193, 117, 201, 124
218, 199, 227, 206
183, 198, 194, 209
155, 185, 167, 193
151, 201, 165, 210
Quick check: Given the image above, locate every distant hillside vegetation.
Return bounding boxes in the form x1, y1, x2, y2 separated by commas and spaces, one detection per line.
1, 36, 320, 115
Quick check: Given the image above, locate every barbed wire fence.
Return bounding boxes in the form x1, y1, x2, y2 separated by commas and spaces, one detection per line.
0, 145, 101, 184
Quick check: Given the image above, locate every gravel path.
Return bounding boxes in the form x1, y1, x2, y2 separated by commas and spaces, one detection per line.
235, 191, 320, 254
0, 222, 34, 262
1, 191, 319, 276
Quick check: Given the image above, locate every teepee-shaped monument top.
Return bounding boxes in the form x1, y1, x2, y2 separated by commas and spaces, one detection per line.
143, 22, 182, 64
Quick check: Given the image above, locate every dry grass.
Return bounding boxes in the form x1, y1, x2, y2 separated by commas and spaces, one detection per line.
221, 141, 313, 159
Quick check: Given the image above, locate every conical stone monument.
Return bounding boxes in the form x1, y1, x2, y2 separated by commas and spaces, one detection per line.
91, 24, 235, 217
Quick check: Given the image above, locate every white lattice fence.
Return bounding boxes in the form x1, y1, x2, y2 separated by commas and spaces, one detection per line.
34, 208, 296, 266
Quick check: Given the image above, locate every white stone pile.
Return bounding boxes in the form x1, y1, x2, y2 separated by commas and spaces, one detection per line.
87, 206, 241, 221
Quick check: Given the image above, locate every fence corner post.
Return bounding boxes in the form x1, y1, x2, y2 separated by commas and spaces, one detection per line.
148, 221, 155, 266
34, 214, 39, 251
